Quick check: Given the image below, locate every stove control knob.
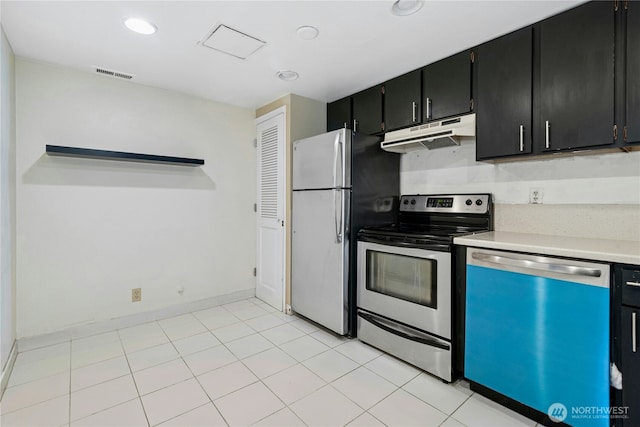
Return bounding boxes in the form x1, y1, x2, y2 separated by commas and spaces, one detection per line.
465, 199, 472, 206
403, 199, 409, 205
475, 199, 483, 206
410, 199, 416, 205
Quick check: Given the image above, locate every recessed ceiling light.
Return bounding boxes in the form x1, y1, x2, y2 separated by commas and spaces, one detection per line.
277, 70, 299, 81
297, 26, 319, 40
124, 17, 157, 35
391, 0, 424, 16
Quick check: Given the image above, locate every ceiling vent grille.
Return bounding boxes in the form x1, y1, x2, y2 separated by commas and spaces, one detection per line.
200, 24, 266, 60
95, 67, 134, 80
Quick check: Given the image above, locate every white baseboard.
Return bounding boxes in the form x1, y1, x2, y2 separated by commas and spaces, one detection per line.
18, 288, 255, 353
0, 341, 17, 400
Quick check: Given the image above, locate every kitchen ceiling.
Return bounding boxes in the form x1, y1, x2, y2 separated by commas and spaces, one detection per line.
1, 1, 584, 109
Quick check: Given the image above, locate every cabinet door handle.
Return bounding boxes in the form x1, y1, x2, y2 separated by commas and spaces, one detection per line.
633, 312, 637, 353
353, 119, 357, 132
426, 98, 431, 120
545, 120, 550, 149
626, 281, 640, 287
519, 125, 524, 152
412, 101, 417, 122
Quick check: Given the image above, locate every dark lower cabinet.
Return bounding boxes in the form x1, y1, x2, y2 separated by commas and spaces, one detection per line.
327, 96, 351, 132
625, 2, 640, 143
384, 70, 421, 132
352, 85, 383, 135
538, 0, 615, 151
476, 27, 532, 160
422, 51, 471, 123
615, 265, 640, 427
620, 306, 640, 426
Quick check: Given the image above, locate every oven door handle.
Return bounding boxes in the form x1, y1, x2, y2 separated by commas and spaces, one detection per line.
358, 311, 450, 351
358, 236, 450, 251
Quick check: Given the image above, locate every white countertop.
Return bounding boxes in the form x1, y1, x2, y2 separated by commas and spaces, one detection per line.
454, 231, 640, 265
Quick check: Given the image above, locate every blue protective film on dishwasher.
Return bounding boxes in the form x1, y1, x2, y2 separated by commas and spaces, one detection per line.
465, 265, 610, 427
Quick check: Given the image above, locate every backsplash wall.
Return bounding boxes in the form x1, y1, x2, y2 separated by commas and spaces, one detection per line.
494, 204, 640, 242
400, 139, 640, 241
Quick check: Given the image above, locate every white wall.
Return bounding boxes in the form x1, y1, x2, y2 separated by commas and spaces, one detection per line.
16, 60, 257, 338
289, 94, 327, 144
400, 139, 640, 241
401, 140, 640, 205
0, 26, 16, 370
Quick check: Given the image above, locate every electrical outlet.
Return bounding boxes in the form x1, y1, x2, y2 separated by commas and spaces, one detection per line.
529, 188, 544, 204
132, 288, 142, 302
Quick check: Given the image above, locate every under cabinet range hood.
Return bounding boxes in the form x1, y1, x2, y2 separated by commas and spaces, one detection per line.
381, 113, 476, 153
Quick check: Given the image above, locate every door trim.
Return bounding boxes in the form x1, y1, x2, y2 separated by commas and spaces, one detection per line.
255, 105, 286, 124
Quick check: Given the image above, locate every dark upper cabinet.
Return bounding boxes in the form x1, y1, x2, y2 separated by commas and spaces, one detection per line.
476, 27, 533, 160
384, 70, 421, 132
625, 2, 640, 144
538, 1, 615, 151
328, 1, 624, 159
352, 85, 384, 135
422, 51, 472, 122
327, 96, 352, 132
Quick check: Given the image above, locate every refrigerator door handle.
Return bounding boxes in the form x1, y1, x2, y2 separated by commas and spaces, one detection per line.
332, 132, 340, 189
339, 131, 345, 188
338, 190, 344, 243
334, 189, 343, 243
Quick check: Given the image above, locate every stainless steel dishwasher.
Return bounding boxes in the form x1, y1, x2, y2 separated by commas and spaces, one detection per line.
465, 248, 610, 427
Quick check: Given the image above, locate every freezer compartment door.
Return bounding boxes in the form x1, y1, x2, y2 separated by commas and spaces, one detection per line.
292, 189, 350, 335
293, 129, 351, 190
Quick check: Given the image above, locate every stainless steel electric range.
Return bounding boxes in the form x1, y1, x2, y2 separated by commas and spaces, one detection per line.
356, 193, 493, 382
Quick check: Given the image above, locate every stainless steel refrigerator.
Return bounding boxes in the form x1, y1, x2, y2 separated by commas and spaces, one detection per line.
292, 128, 400, 336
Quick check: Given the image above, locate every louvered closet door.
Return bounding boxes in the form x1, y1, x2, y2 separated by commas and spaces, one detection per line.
256, 110, 285, 311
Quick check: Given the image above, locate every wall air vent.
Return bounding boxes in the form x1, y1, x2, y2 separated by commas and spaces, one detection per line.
95, 67, 134, 80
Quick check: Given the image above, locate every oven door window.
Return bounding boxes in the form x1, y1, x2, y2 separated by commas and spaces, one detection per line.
365, 250, 437, 308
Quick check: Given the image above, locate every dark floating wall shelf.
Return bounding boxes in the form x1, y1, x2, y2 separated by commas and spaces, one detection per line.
45, 145, 205, 166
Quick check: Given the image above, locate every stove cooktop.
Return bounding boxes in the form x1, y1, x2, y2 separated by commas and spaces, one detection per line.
359, 194, 494, 249
359, 224, 481, 241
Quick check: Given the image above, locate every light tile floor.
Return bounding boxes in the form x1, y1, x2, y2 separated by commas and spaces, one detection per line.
0, 297, 542, 426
